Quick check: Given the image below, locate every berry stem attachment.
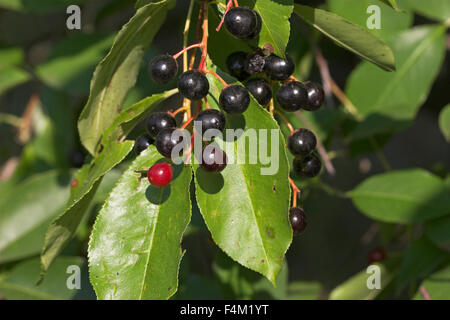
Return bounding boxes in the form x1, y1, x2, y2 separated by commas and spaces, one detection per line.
289, 177, 301, 208
169, 106, 189, 117
173, 43, 202, 60
205, 69, 228, 87
216, 0, 234, 32
181, 115, 196, 130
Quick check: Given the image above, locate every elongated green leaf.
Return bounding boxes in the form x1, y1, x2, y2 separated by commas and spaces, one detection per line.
0, 257, 90, 300
294, 4, 395, 71
36, 33, 114, 95
400, 0, 450, 22
426, 215, 450, 252
241, 0, 293, 57
379, 0, 402, 11
414, 264, 450, 300
0, 66, 30, 96
78, 0, 174, 155
89, 146, 192, 299
349, 169, 450, 224
40, 140, 134, 277
287, 281, 322, 300
0, 171, 70, 264
438, 104, 450, 141
0, 47, 25, 68
329, 261, 398, 300
193, 64, 292, 284
327, 0, 412, 41
346, 25, 446, 139
395, 237, 447, 293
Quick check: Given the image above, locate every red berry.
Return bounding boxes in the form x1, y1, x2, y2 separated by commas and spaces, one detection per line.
147, 162, 173, 187
368, 247, 386, 264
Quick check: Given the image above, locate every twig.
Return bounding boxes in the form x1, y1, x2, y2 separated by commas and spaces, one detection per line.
419, 286, 431, 300
295, 111, 336, 176
18, 93, 39, 144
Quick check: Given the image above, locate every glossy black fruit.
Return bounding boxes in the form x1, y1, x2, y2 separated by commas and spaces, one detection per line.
244, 52, 266, 75
219, 85, 250, 114
146, 112, 176, 138
276, 81, 308, 111
245, 78, 272, 106
289, 207, 307, 234
293, 154, 322, 178
287, 128, 316, 157
303, 81, 324, 111
134, 134, 154, 155
264, 54, 294, 80
178, 70, 209, 100
224, 7, 261, 39
201, 146, 227, 172
155, 128, 183, 158
149, 54, 178, 83
226, 51, 250, 81
195, 109, 226, 136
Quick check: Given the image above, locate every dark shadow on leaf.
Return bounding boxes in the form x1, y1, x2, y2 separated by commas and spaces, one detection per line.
145, 184, 171, 205
195, 167, 224, 194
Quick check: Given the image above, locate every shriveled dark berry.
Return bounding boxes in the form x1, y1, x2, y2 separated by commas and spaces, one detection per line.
134, 134, 154, 155
368, 248, 386, 264
195, 109, 226, 136
147, 162, 173, 187
155, 128, 183, 158
245, 78, 272, 106
149, 54, 178, 83
264, 54, 295, 80
226, 51, 250, 81
276, 81, 308, 112
146, 112, 176, 138
303, 81, 324, 111
224, 7, 260, 40
244, 52, 265, 75
289, 207, 307, 234
287, 129, 316, 157
293, 154, 322, 178
201, 146, 227, 172
178, 70, 209, 101
219, 85, 250, 114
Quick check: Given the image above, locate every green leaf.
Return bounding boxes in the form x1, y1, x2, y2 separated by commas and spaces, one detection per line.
40, 140, 134, 277
212, 251, 288, 299
0, 47, 25, 68
414, 264, 450, 300
0, 0, 87, 13
379, 0, 403, 11
0, 257, 88, 300
193, 64, 292, 285
426, 215, 450, 252
329, 261, 398, 300
349, 169, 450, 224
327, 0, 412, 41
36, 33, 114, 95
287, 281, 322, 300
438, 104, 450, 142
400, 0, 450, 22
0, 171, 70, 264
241, 0, 293, 57
346, 25, 446, 139
395, 237, 448, 294
294, 4, 396, 71
78, 0, 174, 155
88, 146, 192, 300
0, 66, 30, 96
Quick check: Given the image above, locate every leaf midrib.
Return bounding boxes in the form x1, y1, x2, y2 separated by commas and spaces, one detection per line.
351, 190, 444, 208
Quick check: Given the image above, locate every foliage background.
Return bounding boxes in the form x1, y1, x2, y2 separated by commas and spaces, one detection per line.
0, 0, 448, 300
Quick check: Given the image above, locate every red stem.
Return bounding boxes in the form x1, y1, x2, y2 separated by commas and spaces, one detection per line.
173, 43, 202, 60
216, 0, 234, 32
205, 69, 228, 87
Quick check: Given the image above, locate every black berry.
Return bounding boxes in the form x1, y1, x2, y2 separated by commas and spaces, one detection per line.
226, 51, 250, 81
155, 128, 183, 158
287, 129, 316, 157
244, 52, 265, 75
149, 54, 178, 83
303, 81, 324, 111
134, 134, 154, 155
264, 54, 295, 80
201, 146, 227, 172
195, 109, 226, 136
219, 85, 250, 114
247, 9, 262, 39
293, 154, 322, 178
178, 70, 209, 101
224, 7, 260, 39
245, 78, 272, 106
276, 81, 308, 112
146, 112, 176, 138
289, 207, 307, 234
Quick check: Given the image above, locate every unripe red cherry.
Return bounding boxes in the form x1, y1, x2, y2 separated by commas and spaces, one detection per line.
147, 162, 173, 187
